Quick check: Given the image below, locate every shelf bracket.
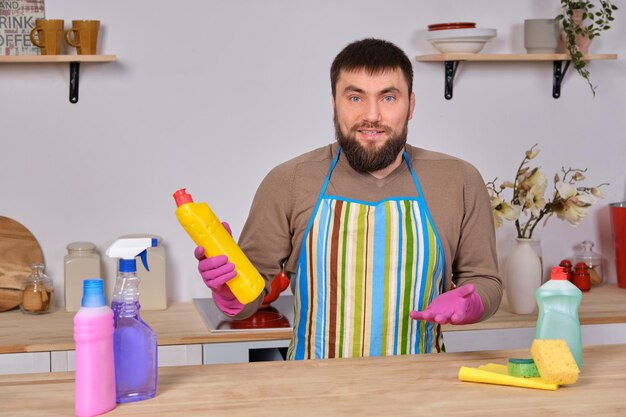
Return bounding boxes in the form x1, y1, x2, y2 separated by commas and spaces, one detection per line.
69, 62, 80, 104
552, 60, 571, 99
444, 60, 459, 100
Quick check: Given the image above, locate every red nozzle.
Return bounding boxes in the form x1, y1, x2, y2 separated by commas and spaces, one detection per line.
173, 188, 194, 207
550, 266, 567, 280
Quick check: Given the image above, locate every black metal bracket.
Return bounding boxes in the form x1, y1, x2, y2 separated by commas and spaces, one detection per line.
69, 62, 80, 104
438, 59, 575, 100
552, 60, 571, 99
444, 60, 459, 100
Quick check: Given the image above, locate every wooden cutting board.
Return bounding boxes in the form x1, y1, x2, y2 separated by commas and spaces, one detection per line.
0, 216, 44, 311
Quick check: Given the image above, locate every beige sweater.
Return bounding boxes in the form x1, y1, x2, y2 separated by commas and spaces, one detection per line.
238, 143, 502, 320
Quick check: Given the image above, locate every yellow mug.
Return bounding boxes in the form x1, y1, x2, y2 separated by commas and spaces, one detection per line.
29, 19, 64, 55
65, 20, 100, 55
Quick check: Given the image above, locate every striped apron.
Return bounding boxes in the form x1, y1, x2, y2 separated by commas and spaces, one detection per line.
287, 147, 445, 360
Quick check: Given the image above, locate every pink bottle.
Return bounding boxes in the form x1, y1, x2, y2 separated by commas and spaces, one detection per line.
74, 279, 116, 417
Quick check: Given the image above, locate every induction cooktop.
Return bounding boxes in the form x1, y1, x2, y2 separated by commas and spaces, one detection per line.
194, 295, 294, 332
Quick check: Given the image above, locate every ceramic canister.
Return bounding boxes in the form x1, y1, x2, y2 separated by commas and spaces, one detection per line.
524, 19, 561, 53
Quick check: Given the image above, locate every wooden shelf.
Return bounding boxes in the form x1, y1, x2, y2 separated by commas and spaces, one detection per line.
0, 54, 117, 103
415, 53, 618, 99
415, 53, 617, 62
0, 54, 116, 63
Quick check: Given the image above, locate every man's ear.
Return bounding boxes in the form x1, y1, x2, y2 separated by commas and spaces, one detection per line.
408, 92, 416, 121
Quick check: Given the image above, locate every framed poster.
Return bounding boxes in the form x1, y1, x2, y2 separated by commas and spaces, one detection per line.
0, 0, 45, 55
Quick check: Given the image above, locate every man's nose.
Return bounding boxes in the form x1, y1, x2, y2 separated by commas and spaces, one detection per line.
363, 100, 382, 123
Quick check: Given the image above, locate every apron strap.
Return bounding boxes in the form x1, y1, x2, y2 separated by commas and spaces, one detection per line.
302, 148, 342, 237
403, 149, 425, 204
322, 147, 342, 196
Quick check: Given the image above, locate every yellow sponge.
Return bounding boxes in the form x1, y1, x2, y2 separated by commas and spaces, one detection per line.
530, 339, 580, 385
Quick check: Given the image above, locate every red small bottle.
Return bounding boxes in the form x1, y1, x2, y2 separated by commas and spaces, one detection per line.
559, 259, 573, 281
572, 262, 591, 292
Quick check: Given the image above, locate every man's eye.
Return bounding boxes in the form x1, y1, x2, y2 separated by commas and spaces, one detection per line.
383, 95, 396, 102
349, 96, 361, 103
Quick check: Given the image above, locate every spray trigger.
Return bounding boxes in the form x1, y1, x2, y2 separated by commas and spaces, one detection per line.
140, 250, 150, 272
140, 239, 158, 271
107, 237, 158, 273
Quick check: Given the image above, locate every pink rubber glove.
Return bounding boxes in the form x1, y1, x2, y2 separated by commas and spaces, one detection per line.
409, 284, 484, 325
194, 222, 244, 316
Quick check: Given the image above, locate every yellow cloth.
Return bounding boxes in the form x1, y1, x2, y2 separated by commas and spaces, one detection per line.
458, 363, 559, 391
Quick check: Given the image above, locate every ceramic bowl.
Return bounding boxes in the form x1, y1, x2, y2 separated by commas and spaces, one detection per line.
426, 28, 497, 54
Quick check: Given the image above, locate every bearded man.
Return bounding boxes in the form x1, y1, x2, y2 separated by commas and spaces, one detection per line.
194, 38, 502, 360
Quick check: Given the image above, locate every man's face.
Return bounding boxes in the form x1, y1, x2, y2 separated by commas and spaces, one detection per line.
333, 68, 415, 173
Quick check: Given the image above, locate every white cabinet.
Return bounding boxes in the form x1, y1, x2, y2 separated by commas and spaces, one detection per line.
49, 344, 203, 372
2, 341, 284, 375
0, 352, 50, 375
443, 323, 626, 353
159, 344, 203, 367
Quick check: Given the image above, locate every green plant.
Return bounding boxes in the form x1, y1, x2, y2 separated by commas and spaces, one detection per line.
556, 0, 618, 96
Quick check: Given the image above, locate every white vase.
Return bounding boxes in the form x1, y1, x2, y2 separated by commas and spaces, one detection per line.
505, 238, 543, 314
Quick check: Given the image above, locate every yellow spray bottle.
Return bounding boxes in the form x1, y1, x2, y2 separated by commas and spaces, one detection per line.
173, 188, 265, 304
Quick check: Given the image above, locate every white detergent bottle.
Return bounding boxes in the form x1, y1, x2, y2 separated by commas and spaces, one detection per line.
535, 266, 583, 368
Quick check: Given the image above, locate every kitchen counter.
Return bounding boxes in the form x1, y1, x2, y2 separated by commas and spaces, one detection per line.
448, 283, 626, 331
1, 284, 626, 354
1, 343, 626, 416
0, 300, 293, 354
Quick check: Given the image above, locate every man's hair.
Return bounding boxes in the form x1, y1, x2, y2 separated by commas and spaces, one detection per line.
330, 38, 414, 97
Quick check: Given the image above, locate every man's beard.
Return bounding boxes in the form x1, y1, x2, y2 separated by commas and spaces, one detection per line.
334, 114, 408, 173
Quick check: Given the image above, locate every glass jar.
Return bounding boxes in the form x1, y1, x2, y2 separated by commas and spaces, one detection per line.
573, 240, 604, 286
20, 263, 55, 314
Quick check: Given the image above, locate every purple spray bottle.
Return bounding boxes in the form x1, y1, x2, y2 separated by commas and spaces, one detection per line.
106, 238, 158, 403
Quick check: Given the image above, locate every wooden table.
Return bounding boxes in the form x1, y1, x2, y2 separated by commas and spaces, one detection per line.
1, 344, 625, 416
1, 284, 626, 354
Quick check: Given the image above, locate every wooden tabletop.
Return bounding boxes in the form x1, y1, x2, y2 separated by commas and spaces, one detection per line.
1, 344, 626, 416
1, 284, 625, 354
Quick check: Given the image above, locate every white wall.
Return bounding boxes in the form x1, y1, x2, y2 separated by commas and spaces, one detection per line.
1, 0, 625, 306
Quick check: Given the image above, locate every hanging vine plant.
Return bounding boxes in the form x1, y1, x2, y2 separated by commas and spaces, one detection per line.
556, 0, 618, 96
